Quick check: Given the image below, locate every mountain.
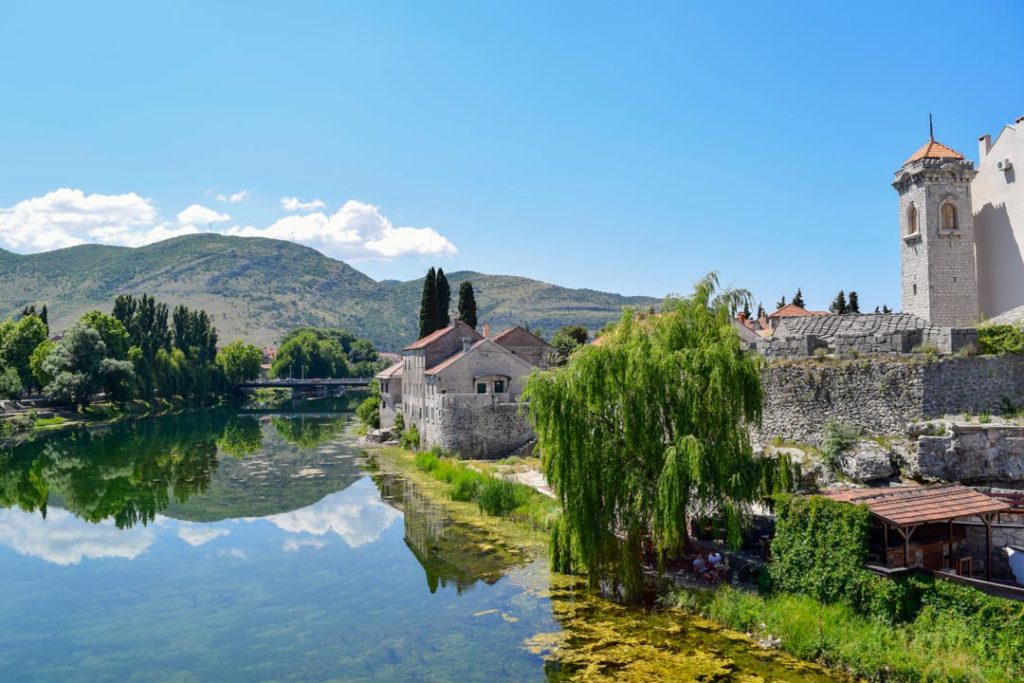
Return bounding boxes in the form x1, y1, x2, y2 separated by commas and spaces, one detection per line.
0, 234, 659, 350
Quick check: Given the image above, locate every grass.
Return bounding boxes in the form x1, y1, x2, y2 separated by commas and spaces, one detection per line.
32, 416, 66, 428
662, 585, 1018, 682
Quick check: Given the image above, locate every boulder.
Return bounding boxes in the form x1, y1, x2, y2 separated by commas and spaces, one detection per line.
839, 441, 895, 482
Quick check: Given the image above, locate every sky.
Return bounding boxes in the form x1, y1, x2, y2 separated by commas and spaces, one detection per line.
1, 1, 1022, 311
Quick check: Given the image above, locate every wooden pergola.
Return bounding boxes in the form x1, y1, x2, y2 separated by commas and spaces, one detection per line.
823, 484, 1011, 580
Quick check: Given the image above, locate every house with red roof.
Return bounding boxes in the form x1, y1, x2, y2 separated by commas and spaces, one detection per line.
375, 321, 551, 457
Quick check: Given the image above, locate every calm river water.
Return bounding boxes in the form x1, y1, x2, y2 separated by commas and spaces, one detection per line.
0, 405, 844, 682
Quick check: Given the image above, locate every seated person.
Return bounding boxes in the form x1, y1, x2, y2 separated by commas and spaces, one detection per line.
707, 550, 725, 582
692, 553, 715, 583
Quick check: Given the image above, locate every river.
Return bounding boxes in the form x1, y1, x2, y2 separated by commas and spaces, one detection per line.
0, 404, 846, 681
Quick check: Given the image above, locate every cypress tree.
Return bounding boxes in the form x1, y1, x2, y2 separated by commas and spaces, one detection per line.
792, 288, 806, 308
829, 290, 848, 315
40, 305, 48, 331
775, 295, 786, 310
847, 291, 861, 314
419, 268, 439, 338
436, 268, 451, 327
756, 303, 765, 320
457, 281, 478, 329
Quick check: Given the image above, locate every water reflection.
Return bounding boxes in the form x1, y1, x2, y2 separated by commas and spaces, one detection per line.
0, 506, 155, 565
265, 477, 401, 548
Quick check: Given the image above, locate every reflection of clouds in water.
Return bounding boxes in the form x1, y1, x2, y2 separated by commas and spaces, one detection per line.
266, 478, 400, 548
0, 507, 155, 565
176, 524, 230, 547
282, 538, 327, 552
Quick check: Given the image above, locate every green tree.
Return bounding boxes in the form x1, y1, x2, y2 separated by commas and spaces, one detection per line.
550, 325, 589, 359
829, 290, 848, 315
436, 268, 451, 328
457, 280, 478, 329
847, 290, 861, 314
775, 295, 786, 309
271, 330, 348, 379
217, 415, 264, 458
357, 380, 381, 429
419, 267, 439, 338
882, 304, 892, 314
0, 366, 22, 399
42, 324, 115, 407
792, 288, 806, 308
756, 303, 765, 319
0, 314, 48, 390
217, 340, 263, 384
30, 339, 56, 389
81, 311, 131, 359
524, 274, 790, 602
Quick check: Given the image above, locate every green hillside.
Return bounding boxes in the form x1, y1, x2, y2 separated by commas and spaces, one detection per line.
0, 234, 659, 349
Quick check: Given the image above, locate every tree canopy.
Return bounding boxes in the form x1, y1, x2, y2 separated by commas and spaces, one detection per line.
419, 267, 439, 338
524, 274, 792, 602
217, 340, 263, 384
457, 280, 478, 329
436, 268, 451, 328
550, 325, 589, 359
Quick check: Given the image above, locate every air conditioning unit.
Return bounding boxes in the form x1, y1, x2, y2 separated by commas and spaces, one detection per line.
997, 158, 1013, 172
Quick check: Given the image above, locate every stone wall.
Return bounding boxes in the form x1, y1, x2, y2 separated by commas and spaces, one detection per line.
420, 394, 534, 459
905, 423, 1024, 485
759, 354, 1024, 445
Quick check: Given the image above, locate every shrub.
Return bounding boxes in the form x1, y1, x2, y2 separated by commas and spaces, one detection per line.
414, 449, 440, 473
978, 324, 1024, 355
356, 393, 379, 429
393, 411, 405, 432
819, 420, 859, 474
399, 424, 420, 450
449, 469, 484, 502
477, 477, 526, 516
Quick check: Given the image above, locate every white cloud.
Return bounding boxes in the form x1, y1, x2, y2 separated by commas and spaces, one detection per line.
228, 199, 457, 259
215, 190, 249, 203
0, 189, 455, 260
264, 478, 400, 548
176, 523, 230, 547
281, 196, 326, 212
282, 537, 327, 552
177, 204, 230, 226
0, 188, 158, 252
0, 507, 155, 565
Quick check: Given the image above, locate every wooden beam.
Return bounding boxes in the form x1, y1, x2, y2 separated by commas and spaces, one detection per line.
982, 513, 994, 581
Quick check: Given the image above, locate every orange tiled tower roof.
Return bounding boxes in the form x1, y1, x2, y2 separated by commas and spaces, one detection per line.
904, 139, 964, 164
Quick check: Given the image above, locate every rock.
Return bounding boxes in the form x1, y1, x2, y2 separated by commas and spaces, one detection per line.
839, 441, 895, 482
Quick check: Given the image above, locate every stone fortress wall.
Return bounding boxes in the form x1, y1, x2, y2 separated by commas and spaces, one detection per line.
419, 393, 534, 459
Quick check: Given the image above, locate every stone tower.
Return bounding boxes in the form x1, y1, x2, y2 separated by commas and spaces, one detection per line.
892, 132, 979, 327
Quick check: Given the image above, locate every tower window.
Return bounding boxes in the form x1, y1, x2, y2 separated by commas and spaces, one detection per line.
906, 205, 919, 236
913, 284, 917, 295
941, 203, 958, 231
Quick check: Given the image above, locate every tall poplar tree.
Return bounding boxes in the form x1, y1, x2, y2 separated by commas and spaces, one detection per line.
524, 274, 793, 602
418, 267, 439, 338
847, 290, 861, 314
457, 281, 477, 329
436, 268, 451, 327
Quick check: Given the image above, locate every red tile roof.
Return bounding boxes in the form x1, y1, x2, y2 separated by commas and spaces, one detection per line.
904, 139, 965, 164
822, 484, 1008, 527
767, 303, 829, 319
375, 361, 403, 379
403, 320, 478, 351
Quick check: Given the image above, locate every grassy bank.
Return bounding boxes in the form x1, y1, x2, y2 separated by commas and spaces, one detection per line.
663, 584, 1014, 682
0, 397, 207, 441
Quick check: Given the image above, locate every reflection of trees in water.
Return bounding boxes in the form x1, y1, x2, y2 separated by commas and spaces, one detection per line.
0, 413, 223, 528
217, 415, 263, 458
270, 415, 348, 448
374, 471, 524, 594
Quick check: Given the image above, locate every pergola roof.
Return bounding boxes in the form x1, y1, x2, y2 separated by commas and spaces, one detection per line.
822, 484, 1009, 527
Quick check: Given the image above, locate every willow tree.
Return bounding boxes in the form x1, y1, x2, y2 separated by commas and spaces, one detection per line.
524, 273, 790, 602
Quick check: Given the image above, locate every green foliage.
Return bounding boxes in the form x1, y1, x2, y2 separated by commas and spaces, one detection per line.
436, 267, 451, 328
847, 290, 860, 314
448, 469, 484, 501
0, 314, 48, 389
400, 423, 420, 450
216, 415, 263, 458
819, 420, 860, 473
791, 288, 805, 308
419, 267, 439, 338
0, 366, 22, 399
978, 324, 1024, 355
29, 339, 55, 388
457, 280, 477, 329
217, 340, 263, 384
549, 324, 589, 359
768, 495, 870, 605
477, 477, 527, 516
81, 310, 131, 359
271, 330, 348, 379
829, 290, 847, 315
392, 411, 405, 433
356, 380, 381, 429
525, 273, 788, 602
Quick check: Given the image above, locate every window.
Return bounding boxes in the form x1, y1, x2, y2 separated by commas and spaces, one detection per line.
913, 284, 917, 296
906, 205, 919, 236
476, 382, 487, 394
941, 203, 958, 231
494, 379, 506, 394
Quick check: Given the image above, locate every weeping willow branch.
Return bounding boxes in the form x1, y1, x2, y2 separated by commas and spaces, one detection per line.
524, 272, 789, 603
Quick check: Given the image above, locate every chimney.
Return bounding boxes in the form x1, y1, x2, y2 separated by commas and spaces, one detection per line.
483, 322, 492, 338
462, 337, 472, 353
737, 312, 748, 322
979, 134, 992, 157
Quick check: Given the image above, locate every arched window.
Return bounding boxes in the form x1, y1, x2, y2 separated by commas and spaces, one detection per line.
906, 205, 919, 236
941, 202, 958, 231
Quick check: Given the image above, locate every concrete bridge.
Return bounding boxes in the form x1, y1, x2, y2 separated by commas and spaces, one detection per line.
234, 378, 373, 391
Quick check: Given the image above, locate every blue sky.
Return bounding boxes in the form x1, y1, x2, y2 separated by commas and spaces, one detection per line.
1, 2, 1021, 311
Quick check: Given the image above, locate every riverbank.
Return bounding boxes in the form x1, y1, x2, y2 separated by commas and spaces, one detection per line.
363, 442, 846, 682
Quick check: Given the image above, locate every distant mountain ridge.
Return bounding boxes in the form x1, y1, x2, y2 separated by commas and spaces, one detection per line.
0, 234, 659, 350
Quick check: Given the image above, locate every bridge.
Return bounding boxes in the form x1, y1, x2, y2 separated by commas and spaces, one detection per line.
234, 377, 373, 391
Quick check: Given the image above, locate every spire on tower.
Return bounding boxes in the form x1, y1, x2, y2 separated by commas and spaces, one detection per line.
929, 113, 934, 142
